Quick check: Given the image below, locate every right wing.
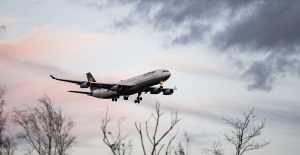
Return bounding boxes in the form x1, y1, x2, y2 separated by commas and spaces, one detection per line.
142, 86, 177, 95
68, 90, 93, 95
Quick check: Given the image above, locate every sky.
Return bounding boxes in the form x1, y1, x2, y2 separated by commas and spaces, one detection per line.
0, 0, 300, 154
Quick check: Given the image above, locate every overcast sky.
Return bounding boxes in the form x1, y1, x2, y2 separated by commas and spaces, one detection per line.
1, 0, 300, 155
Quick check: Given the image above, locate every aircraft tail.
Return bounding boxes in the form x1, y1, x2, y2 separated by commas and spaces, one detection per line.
86, 72, 97, 91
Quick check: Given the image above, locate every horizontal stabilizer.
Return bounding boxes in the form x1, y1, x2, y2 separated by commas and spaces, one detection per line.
68, 91, 92, 95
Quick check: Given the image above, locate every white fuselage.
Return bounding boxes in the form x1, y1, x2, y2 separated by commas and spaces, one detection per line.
91, 69, 171, 99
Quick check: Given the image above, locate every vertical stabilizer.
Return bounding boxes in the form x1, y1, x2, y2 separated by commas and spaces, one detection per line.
86, 72, 97, 91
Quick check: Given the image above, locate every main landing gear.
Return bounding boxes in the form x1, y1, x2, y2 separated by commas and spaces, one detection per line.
123, 95, 129, 100
134, 92, 142, 104
112, 96, 119, 102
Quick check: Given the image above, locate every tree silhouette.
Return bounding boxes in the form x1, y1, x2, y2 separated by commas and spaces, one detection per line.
135, 102, 180, 155
100, 102, 186, 155
100, 107, 133, 155
0, 85, 16, 155
13, 95, 76, 155
222, 108, 270, 155
202, 141, 224, 155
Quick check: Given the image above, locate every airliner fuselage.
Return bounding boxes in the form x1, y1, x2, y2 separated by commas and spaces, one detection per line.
92, 69, 171, 98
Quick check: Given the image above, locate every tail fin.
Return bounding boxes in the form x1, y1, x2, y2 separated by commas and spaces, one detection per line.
86, 72, 97, 91
86, 72, 96, 82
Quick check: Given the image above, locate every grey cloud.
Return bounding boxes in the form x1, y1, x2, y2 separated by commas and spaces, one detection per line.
255, 99, 300, 133
243, 53, 300, 91
172, 23, 211, 45
77, 0, 300, 91
113, 17, 135, 29
0, 25, 6, 33
110, 0, 252, 34
214, 1, 300, 91
215, 1, 300, 53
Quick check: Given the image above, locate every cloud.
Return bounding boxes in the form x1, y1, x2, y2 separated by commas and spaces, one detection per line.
213, 1, 300, 91
0, 25, 110, 79
82, 0, 300, 92
0, 25, 5, 33
214, 1, 300, 53
0, 25, 108, 59
243, 53, 300, 91
253, 98, 300, 133
0, 24, 112, 113
153, 55, 242, 78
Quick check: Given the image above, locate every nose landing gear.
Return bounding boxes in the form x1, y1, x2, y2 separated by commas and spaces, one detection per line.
160, 81, 164, 88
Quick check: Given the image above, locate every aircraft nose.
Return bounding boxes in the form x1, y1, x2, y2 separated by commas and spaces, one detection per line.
166, 72, 171, 78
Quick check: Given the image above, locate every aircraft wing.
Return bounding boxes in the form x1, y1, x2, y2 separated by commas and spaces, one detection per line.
89, 82, 132, 89
50, 75, 84, 85
143, 86, 177, 94
68, 90, 92, 95
143, 87, 159, 93
50, 75, 132, 89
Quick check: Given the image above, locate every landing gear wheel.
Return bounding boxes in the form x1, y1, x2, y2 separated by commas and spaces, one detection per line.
139, 97, 142, 101
134, 99, 140, 104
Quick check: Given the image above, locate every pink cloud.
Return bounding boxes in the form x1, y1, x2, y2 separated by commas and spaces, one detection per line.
0, 25, 111, 91
0, 25, 109, 60
0, 15, 25, 25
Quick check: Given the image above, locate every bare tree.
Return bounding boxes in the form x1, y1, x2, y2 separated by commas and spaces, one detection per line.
202, 141, 224, 155
100, 108, 133, 155
13, 95, 76, 155
222, 108, 270, 155
0, 85, 16, 155
135, 102, 180, 155
183, 131, 191, 155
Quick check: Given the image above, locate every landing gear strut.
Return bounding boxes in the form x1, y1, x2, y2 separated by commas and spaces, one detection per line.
160, 81, 164, 88
134, 92, 142, 104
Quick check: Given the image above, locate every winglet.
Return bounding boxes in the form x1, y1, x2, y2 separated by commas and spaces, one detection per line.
50, 75, 57, 79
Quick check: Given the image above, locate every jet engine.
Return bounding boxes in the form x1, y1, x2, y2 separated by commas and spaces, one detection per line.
150, 88, 161, 94
111, 84, 122, 91
80, 81, 90, 88
163, 89, 174, 95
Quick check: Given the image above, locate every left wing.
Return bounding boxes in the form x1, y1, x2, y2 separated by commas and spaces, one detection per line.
50, 75, 132, 90
50, 75, 84, 85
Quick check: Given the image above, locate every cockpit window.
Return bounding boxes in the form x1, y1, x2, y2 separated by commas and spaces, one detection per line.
162, 70, 169, 73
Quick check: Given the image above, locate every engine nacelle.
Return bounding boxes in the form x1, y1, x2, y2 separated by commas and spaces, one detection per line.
80, 81, 90, 88
111, 85, 122, 91
163, 89, 174, 95
150, 88, 161, 94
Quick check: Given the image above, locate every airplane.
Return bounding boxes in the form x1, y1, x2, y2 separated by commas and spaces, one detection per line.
50, 69, 176, 103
